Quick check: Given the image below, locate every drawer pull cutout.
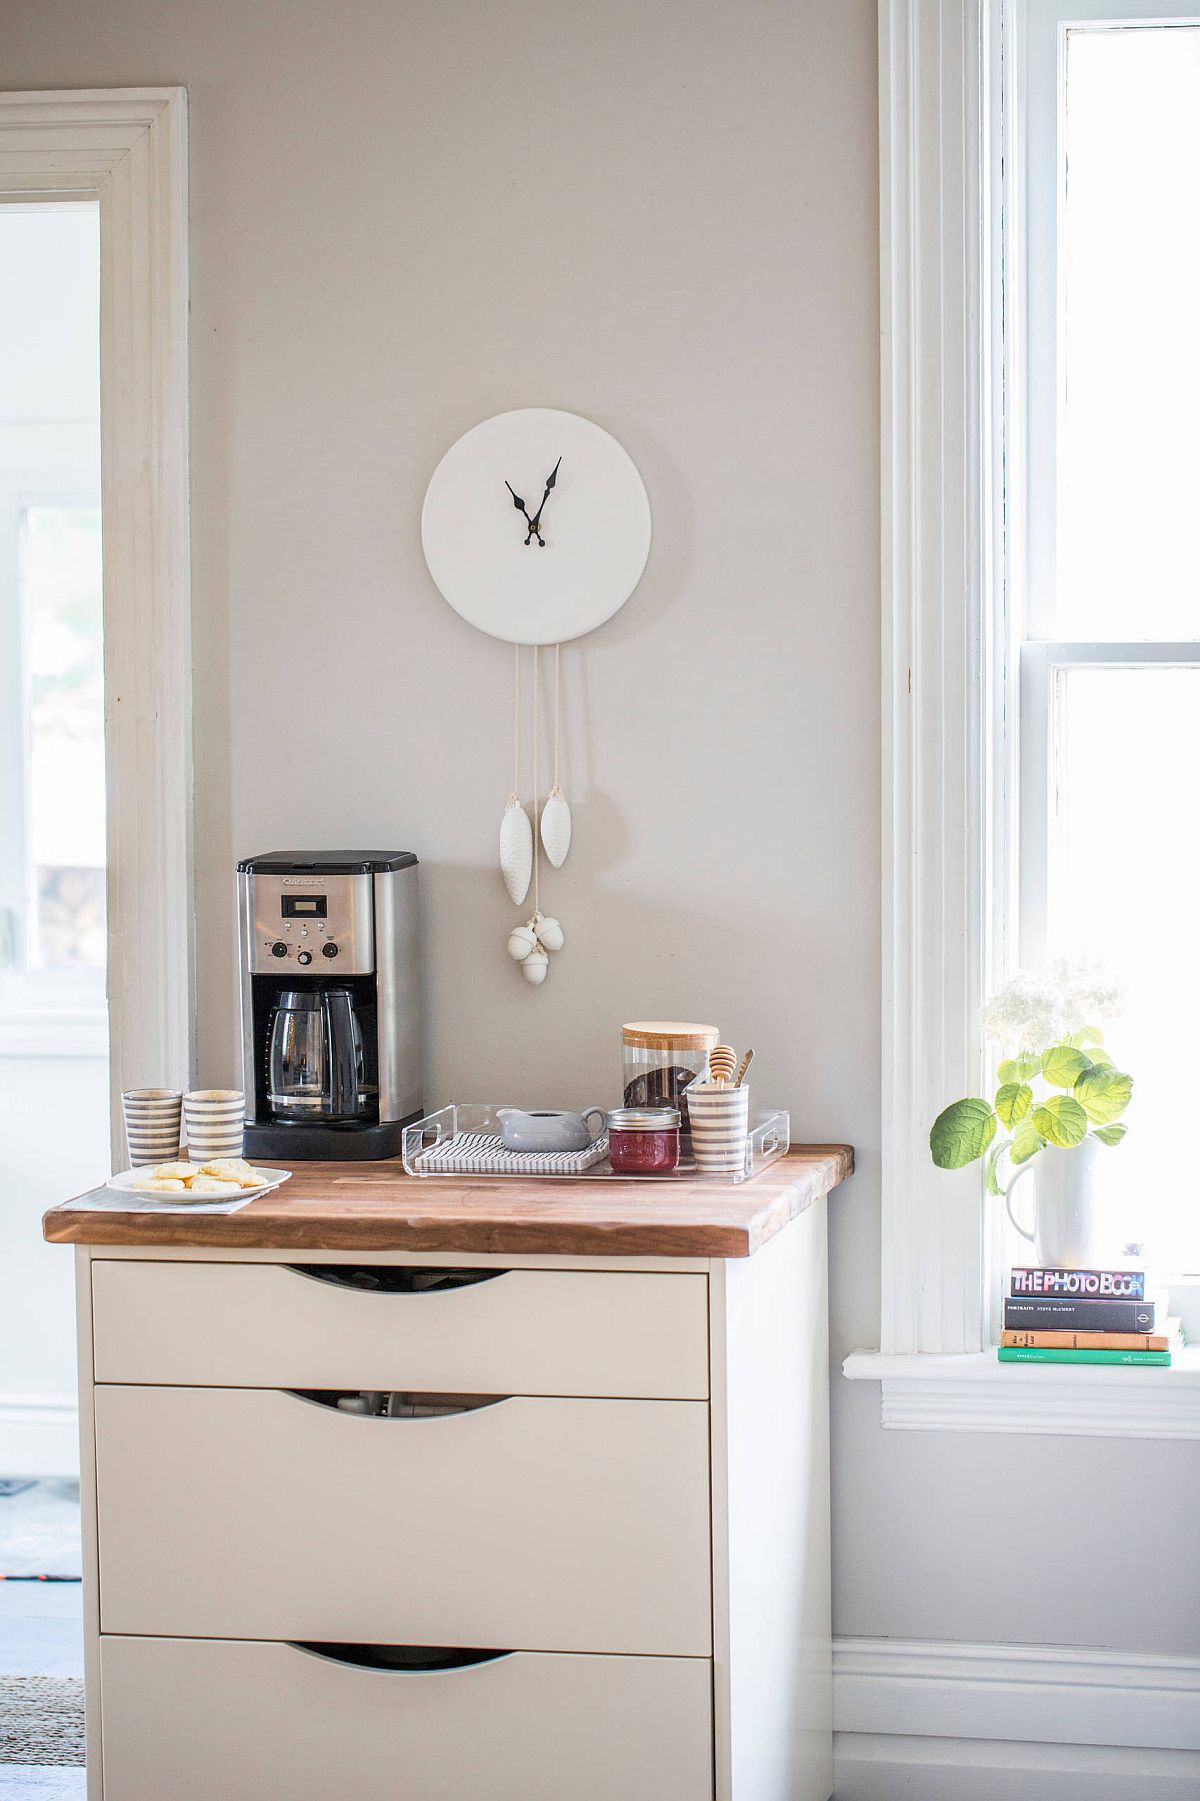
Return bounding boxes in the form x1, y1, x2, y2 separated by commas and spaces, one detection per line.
289, 1389, 510, 1418
288, 1265, 506, 1294
291, 1643, 512, 1672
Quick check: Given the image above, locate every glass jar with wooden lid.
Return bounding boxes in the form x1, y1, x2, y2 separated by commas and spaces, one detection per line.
621, 1021, 719, 1144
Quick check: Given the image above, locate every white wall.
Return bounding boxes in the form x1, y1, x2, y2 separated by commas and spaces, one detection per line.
2, 0, 1196, 1674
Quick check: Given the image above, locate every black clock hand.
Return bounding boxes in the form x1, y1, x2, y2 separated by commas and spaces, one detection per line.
504, 480, 541, 546
528, 457, 562, 544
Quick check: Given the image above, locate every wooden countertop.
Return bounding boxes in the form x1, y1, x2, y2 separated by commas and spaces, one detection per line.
43, 1145, 853, 1259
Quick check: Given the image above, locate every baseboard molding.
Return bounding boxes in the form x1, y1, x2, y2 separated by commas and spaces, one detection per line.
835, 1635, 1200, 1751
833, 1635, 1200, 1800
834, 1733, 1200, 1801
0, 1394, 80, 1479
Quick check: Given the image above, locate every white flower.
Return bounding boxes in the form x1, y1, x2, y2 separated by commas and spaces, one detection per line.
983, 960, 1125, 1051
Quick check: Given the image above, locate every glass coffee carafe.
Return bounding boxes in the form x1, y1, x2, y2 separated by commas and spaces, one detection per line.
267, 988, 367, 1123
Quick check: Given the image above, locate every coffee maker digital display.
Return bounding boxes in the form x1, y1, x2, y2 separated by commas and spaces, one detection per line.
237, 852, 422, 1161
280, 894, 327, 917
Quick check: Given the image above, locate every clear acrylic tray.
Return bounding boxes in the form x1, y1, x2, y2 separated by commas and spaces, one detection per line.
402, 1103, 790, 1183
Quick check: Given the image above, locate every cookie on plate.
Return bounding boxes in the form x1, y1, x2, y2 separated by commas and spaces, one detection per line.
198, 1158, 264, 1187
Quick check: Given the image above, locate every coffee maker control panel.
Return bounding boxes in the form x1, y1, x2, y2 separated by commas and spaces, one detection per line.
243, 872, 376, 975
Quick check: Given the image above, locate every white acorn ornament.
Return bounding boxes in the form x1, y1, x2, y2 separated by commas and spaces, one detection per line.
499, 793, 532, 905
521, 946, 549, 986
540, 784, 572, 868
534, 913, 564, 952
507, 923, 538, 962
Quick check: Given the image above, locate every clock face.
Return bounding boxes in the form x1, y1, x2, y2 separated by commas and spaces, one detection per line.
421, 408, 652, 645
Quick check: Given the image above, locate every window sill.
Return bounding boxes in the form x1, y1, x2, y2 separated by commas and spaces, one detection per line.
842, 1346, 1200, 1439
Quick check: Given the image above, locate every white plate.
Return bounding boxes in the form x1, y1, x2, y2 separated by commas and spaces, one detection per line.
106, 1166, 292, 1204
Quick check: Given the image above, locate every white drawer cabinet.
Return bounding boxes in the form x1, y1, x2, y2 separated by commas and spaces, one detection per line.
91, 1260, 709, 1398
68, 1186, 833, 1800
95, 1385, 712, 1653
100, 1636, 715, 1801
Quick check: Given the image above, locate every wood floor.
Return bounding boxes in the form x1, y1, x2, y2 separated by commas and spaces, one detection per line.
0, 1485, 84, 1799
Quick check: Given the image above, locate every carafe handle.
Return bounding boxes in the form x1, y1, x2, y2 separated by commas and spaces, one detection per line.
324, 989, 359, 1118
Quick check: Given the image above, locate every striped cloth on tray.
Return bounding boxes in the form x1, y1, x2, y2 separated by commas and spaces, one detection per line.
415, 1132, 609, 1176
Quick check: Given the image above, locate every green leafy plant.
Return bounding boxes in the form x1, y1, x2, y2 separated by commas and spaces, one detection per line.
930, 1023, 1133, 1196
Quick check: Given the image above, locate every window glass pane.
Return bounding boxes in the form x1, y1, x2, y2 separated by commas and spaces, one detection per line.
1055, 25, 1200, 639
1049, 667, 1200, 1268
26, 506, 106, 969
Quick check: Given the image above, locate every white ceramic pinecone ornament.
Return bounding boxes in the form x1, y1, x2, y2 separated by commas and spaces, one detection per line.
540, 786, 572, 869
534, 914, 564, 952
507, 924, 538, 962
521, 946, 549, 986
499, 795, 533, 905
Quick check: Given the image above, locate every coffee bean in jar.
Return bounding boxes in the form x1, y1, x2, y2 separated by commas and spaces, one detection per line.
621, 1021, 719, 1144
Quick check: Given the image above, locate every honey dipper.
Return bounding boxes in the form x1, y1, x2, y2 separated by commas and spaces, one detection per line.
708, 1044, 738, 1086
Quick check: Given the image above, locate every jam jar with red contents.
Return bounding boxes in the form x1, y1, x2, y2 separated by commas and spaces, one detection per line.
606, 1107, 681, 1174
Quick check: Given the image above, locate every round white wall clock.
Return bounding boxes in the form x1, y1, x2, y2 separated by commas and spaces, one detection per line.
422, 407, 652, 989
421, 407, 652, 646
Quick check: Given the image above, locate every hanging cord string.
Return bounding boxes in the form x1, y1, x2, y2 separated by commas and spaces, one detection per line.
551, 642, 562, 794
531, 644, 541, 917
511, 642, 521, 801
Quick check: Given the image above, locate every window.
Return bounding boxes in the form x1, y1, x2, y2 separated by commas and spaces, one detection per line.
1017, 3, 1200, 1272
862, 2, 1200, 1427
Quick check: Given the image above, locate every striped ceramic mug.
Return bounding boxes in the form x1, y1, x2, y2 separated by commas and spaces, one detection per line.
183, 1089, 246, 1163
686, 1081, 751, 1174
122, 1089, 184, 1168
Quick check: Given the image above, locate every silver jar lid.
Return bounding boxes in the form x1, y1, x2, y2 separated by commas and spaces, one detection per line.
606, 1106, 681, 1131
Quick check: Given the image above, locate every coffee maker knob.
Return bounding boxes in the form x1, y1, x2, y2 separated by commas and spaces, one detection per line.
271, 941, 288, 958
322, 941, 339, 959
296, 949, 313, 966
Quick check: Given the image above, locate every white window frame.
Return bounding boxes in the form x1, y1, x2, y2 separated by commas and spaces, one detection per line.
845, 1, 1200, 1436
0, 92, 193, 1144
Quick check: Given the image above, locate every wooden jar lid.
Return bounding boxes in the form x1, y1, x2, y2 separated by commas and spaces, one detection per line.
622, 1021, 719, 1051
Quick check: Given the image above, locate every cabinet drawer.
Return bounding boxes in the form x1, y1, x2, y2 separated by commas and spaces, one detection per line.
91, 1260, 709, 1399
99, 1635, 713, 1801
95, 1385, 712, 1655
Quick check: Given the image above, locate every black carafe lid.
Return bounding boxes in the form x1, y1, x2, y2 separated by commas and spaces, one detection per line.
237, 851, 418, 874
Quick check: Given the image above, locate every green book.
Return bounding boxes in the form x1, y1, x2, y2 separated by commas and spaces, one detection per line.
997, 1346, 1172, 1366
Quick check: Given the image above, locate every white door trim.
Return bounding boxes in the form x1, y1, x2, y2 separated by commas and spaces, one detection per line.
0, 89, 193, 1143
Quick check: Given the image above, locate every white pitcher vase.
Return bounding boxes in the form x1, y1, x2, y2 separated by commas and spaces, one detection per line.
1004, 1135, 1106, 1268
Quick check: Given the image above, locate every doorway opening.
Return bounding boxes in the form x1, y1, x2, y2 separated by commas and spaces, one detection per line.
0, 203, 103, 1737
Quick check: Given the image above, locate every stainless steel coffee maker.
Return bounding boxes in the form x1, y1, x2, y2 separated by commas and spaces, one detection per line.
237, 852, 422, 1160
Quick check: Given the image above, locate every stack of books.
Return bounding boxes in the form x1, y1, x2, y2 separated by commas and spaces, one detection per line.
998, 1266, 1182, 1366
